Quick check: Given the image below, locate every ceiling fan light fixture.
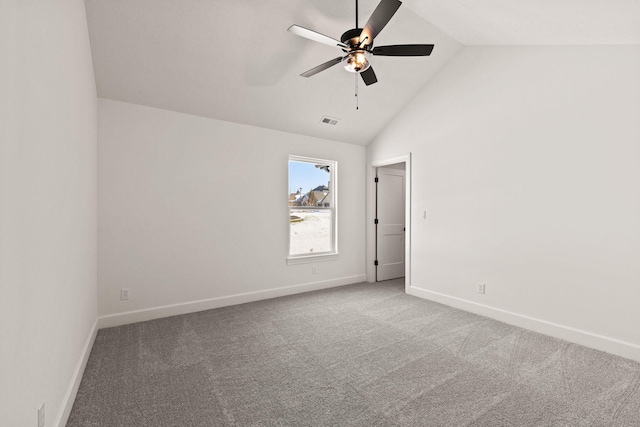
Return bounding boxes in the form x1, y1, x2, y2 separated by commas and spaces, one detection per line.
343, 50, 371, 73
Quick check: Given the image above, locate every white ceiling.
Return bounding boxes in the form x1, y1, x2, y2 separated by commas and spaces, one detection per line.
406, 0, 640, 46
84, 0, 640, 146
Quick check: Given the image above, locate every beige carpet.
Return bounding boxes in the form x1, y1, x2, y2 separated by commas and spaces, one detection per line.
67, 279, 640, 426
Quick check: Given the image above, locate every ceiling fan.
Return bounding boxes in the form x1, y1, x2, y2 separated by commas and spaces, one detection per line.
287, 0, 434, 86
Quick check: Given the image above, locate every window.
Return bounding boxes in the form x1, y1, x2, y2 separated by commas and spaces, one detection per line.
288, 156, 337, 263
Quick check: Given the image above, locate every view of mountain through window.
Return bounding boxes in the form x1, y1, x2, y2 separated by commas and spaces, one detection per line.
288, 157, 336, 258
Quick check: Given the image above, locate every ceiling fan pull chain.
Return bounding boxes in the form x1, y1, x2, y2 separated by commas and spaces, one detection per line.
355, 74, 359, 110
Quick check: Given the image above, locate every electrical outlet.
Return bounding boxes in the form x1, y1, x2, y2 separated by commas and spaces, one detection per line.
38, 401, 45, 427
120, 288, 130, 300
311, 266, 317, 275
477, 283, 485, 294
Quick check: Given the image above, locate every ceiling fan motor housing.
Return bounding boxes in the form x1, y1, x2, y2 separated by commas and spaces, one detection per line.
340, 28, 372, 49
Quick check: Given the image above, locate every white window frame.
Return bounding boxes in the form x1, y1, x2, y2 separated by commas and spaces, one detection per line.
287, 155, 338, 265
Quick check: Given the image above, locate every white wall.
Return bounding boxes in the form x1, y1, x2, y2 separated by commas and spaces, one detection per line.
368, 46, 640, 359
98, 99, 366, 323
0, 1, 98, 426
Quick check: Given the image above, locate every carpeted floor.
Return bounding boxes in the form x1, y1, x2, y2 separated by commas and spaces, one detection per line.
67, 280, 640, 426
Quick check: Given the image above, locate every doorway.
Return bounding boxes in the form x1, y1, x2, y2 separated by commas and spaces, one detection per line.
375, 164, 405, 281
367, 154, 411, 289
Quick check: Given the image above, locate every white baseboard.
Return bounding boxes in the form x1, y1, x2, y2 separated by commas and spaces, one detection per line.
54, 318, 98, 427
98, 274, 366, 329
408, 285, 640, 363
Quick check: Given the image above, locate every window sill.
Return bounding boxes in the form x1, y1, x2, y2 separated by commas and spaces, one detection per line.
286, 253, 339, 265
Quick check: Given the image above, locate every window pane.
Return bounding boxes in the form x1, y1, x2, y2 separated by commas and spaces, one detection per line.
290, 209, 332, 254
288, 161, 332, 207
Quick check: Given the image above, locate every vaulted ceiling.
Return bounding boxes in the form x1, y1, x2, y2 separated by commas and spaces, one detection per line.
84, 0, 640, 145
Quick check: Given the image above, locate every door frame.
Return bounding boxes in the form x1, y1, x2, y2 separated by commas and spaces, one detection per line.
367, 153, 411, 292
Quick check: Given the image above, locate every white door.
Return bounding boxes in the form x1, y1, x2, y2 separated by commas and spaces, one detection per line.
376, 166, 405, 281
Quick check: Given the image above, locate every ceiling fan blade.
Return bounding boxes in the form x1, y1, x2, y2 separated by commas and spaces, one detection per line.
288, 25, 348, 49
300, 57, 344, 78
360, 0, 402, 45
372, 44, 434, 56
360, 67, 378, 86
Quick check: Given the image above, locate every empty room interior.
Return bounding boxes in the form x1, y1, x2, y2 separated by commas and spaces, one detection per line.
2, 0, 640, 425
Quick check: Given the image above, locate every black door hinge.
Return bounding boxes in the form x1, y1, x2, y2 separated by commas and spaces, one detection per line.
374, 219, 378, 225
374, 177, 379, 183
374, 260, 379, 266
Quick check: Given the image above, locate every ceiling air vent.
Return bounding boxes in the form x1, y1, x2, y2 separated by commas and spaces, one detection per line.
320, 116, 339, 126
